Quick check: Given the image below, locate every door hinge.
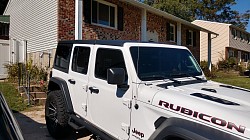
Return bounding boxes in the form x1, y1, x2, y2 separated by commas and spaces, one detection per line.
123, 98, 132, 109
121, 123, 130, 135
82, 104, 87, 112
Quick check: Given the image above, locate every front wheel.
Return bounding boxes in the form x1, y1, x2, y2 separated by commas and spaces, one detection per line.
45, 90, 70, 138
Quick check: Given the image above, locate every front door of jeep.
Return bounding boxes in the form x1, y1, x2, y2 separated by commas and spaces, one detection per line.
88, 48, 132, 139
68, 45, 91, 117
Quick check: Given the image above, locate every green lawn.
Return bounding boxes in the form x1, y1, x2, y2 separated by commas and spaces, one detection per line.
210, 71, 250, 90
0, 82, 27, 111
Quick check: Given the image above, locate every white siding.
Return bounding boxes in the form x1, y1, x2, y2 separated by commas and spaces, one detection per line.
193, 20, 230, 65
0, 40, 10, 79
4, 0, 58, 53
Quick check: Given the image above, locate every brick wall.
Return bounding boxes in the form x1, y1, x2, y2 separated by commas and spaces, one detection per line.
58, 0, 200, 61
181, 25, 200, 62
147, 12, 179, 45
82, 0, 141, 40
58, 0, 75, 40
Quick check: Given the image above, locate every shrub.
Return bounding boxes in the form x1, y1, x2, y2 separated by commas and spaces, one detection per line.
4, 63, 19, 82
200, 60, 217, 78
4, 60, 48, 84
247, 62, 250, 70
217, 57, 237, 71
236, 63, 247, 76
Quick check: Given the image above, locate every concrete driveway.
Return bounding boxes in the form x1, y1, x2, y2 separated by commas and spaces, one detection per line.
14, 106, 93, 140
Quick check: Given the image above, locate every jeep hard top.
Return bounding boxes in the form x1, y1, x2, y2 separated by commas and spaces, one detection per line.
46, 40, 250, 140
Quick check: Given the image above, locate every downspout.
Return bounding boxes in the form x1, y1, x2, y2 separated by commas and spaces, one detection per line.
141, 8, 147, 41
75, 0, 83, 40
177, 22, 181, 45
208, 33, 218, 71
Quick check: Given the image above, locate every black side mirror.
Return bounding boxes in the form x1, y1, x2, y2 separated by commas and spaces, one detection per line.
107, 68, 125, 85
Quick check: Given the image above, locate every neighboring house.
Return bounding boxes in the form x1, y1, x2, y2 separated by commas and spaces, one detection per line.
193, 20, 250, 66
0, 15, 10, 79
4, 0, 216, 68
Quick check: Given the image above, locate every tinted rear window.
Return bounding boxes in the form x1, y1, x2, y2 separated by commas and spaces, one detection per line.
54, 43, 72, 73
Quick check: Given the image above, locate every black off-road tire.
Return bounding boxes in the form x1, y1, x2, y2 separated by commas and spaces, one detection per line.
45, 90, 70, 138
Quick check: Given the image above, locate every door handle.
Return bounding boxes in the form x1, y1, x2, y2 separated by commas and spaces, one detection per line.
89, 87, 99, 94
68, 79, 76, 84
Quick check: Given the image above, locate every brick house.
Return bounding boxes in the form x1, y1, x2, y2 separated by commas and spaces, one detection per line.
3, 0, 215, 68
193, 20, 250, 66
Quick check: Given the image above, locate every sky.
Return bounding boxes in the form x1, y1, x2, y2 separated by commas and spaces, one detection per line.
231, 0, 250, 32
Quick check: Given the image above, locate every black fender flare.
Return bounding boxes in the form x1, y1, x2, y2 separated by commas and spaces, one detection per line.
149, 117, 240, 140
48, 77, 74, 113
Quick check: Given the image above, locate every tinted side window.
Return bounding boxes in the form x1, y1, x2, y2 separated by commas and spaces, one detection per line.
95, 49, 126, 80
54, 44, 72, 73
72, 47, 90, 74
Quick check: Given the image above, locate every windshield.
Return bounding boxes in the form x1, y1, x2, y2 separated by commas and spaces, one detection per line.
130, 47, 202, 81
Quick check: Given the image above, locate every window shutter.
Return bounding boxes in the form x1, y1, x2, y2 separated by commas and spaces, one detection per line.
166, 22, 170, 41
186, 30, 189, 45
84, 0, 91, 24
193, 31, 196, 47
118, 6, 124, 31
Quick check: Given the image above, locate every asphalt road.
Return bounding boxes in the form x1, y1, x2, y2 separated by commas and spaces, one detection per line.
14, 106, 93, 140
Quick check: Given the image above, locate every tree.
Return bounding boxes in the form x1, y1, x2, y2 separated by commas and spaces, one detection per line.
144, 0, 250, 30
0, 0, 9, 14
195, 0, 249, 30
146, 0, 196, 21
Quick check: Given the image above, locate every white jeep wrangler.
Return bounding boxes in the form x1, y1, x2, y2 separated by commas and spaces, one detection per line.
45, 40, 250, 140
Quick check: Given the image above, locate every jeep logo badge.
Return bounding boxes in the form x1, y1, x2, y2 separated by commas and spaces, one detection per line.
132, 128, 145, 139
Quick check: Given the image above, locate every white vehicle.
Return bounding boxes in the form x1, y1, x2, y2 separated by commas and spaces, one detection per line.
45, 40, 250, 140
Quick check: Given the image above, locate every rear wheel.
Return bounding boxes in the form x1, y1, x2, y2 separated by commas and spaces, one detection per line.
45, 90, 70, 138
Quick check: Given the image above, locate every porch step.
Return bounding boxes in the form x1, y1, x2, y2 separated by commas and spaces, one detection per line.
24, 98, 46, 105
19, 85, 47, 105
19, 85, 44, 93
20, 92, 47, 99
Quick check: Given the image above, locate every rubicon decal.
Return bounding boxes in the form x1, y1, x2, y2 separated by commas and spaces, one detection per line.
159, 100, 246, 134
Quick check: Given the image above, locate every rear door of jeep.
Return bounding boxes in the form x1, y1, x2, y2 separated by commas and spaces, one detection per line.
88, 46, 132, 139
67, 44, 91, 117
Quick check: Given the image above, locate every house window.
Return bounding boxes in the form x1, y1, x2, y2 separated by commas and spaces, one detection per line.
92, 0, 117, 28
229, 49, 234, 58
0, 24, 9, 36
240, 32, 243, 40
244, 53, 248, 62
187, 30, 193, 46
169, 24, 175, 42
232, 29, 237, 39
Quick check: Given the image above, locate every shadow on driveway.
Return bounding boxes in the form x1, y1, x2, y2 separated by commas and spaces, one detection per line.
14, 108, 93, 140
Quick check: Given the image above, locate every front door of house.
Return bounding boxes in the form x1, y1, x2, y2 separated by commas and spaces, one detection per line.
147, 30, 159, 42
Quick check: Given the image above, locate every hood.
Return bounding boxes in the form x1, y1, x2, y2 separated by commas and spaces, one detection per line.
138, 80, 250, 139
